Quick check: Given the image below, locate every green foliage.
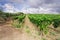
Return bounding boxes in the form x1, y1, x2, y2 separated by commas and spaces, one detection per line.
0, 10, 25, 20
11, 13, 25, 28
0, 10, 25, 24
53, 19, 60, 28
12, 14, 25, 23
28, 14, 60, 34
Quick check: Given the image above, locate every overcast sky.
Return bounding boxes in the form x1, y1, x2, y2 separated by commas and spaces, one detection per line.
0, 0, 60, 14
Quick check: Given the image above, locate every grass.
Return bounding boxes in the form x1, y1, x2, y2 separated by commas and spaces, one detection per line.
25, 26, 30, 33
36, 31, 41, 36
41, 38, 46, 40
56, 37, 60, 40
50, 31, 56, 36
26, 29, 30, 33
12, 20, 22, 28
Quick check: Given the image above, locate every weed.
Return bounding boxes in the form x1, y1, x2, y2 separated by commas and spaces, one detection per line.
12, 20, 21, 28
25, 26, 30, 33
50, 32, 56, 36
41, 38, 46, 40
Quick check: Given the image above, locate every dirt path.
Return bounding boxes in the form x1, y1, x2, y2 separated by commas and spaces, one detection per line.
21, 15, 42, 40
0, 21, 22, 40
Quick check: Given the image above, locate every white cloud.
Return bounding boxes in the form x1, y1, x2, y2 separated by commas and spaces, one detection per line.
20, 7, 57, 14
1, 0, 60, 13
3, 3, 20, 13
39, 7, 51, 13
2, 3, 59, 14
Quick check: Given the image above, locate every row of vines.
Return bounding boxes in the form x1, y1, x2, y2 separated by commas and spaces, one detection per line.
12, 14, 25, 28
0, 10, 25, 28
12, 14, 25, 23
0, 10, 25, 22
28, 14, 60, 34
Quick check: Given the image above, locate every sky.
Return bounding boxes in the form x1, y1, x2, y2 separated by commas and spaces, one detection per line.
0, 0, 60, 14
